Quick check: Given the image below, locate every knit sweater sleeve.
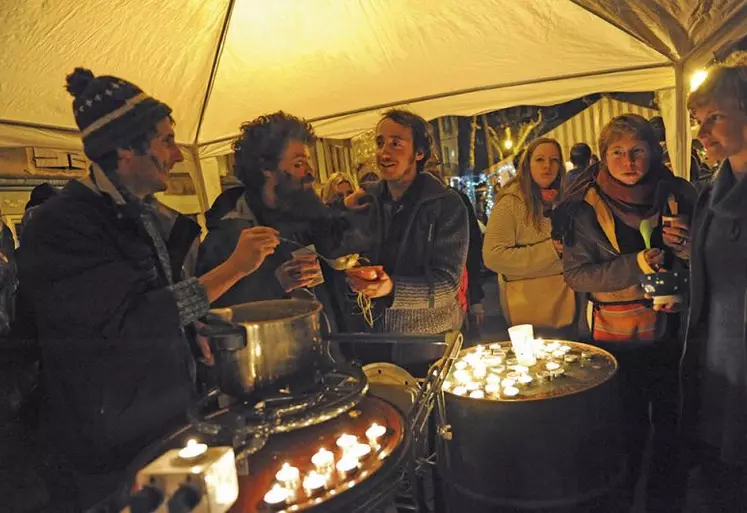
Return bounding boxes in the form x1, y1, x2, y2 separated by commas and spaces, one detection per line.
389, 192, 469, 310
482, 194, 561, 279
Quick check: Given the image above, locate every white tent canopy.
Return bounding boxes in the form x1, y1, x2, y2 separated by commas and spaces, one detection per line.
1, 0, 745, 204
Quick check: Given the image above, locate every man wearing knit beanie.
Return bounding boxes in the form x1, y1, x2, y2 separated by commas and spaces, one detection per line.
16, 68, 280, 512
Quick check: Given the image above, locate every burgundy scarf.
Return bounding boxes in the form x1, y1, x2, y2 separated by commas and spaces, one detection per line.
595, 164, 674, 228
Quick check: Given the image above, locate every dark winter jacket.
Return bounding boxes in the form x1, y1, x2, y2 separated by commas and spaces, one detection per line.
17, 174, 201, 473
560, 172, 695, 340
360, 172, 469, 337
680, 160, 747, 451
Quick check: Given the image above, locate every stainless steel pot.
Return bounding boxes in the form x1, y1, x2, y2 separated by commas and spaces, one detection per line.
200, 299, 324, 397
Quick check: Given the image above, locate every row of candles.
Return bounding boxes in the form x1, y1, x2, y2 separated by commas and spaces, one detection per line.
443, 339, 591, 400
263, 422, 388, 507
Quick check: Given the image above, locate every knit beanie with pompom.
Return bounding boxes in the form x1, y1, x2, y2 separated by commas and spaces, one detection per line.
65, 68, 172, 159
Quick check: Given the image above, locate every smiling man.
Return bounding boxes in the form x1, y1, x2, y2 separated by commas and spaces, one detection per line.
345, 109, 469, 366
17, 69, 280, 511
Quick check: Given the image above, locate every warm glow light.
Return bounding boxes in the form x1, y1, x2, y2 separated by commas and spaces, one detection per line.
264, 484, 289, 505
276, 463, 300, 485
690, 69, 708, 92
178, 439, 207, 460
504, 139, 513, 150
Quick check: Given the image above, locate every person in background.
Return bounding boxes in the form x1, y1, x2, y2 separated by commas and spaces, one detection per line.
565, 142, 592, 185
553, 114, 696, 511
0, 209, 16, 336
344, 109, 468, 368
679, 51, 747, 512
321, 172, 354, 206
356, 161, 381, 190
483, 138, 574, 338
650, 115, 706, 186
19, 183, 59, 242
17, 68, 280, 512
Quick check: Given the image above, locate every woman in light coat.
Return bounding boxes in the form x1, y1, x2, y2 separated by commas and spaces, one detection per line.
483, 137, 573, 336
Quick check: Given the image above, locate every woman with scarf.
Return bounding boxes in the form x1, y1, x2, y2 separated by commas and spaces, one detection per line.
553, 114, 696, 510
678, 52, 747, 511
483, 137, 576, 337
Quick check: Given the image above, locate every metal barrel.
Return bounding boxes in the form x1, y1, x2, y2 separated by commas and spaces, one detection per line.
437, 343, 627, 513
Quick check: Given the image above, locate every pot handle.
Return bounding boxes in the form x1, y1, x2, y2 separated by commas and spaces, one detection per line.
196, 314, 247, 351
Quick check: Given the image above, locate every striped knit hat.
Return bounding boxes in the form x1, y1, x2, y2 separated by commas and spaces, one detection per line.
65, 68, 172, 159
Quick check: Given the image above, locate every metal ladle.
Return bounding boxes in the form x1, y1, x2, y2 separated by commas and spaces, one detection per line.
278, 237, 361, 271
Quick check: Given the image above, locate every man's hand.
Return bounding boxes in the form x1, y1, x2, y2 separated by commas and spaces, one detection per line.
275, 254, 323, 292
344, 188, 372, 212
662, 217, 691, 260
346, 265, 393, 298
229, 226, 280, 275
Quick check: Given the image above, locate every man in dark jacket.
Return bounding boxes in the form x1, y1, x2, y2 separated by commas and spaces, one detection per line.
346, 109, 469, 365
17, 68, 279, 512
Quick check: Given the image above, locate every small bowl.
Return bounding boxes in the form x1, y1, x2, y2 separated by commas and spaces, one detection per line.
639, 271, 688, 304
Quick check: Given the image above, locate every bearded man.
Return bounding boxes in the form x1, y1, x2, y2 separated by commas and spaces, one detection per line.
197, 112, 360, 328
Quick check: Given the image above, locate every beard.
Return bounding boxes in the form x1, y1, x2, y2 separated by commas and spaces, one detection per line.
272, 170, 331, 221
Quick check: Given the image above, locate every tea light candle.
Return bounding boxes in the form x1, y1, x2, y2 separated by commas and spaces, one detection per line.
472, 366, 487, 378
552, 350, 565, 358
559, 345, 571, 352
581, 351, 592, 360
465, 381, 480, 392
501, 378, 516, 388
453, 369, 471, 383
546, 362, 561, 371
365, 423, 386, 444
486, 374, 501, 384
336, 456, 359, 476
512, 365, 529, 373
454, 360, 467, 370
178, 439, 208, 461
311, 448, 334, 472
469, 390, 485, 399
264, 484, 289, 506
452, 386, 467, 396
564, 354, 578, 363
352, 442, 372, 459
485, 383, 500, 395
276, 463, 301, 487
442, 379, 452, 391
303, 471, 327, 496
518, 374, 533, 385
503, 386, 520, 397
489, 343, 502, 350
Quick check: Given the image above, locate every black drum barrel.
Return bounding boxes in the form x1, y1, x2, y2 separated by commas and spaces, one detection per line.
437, 341, 626, 513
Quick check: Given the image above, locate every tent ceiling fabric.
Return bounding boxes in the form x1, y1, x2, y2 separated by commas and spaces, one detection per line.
572, 0, 747, 62
0, 0, 229, 145
0, 0, 742, 151
199, 0, 668, 143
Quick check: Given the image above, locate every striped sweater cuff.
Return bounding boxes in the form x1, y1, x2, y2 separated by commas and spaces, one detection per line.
169, 277, 210, 326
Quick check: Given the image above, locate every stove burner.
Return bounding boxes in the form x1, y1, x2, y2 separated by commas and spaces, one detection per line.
188, 363, 368, 458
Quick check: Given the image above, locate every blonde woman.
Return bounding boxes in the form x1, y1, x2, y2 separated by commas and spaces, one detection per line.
680, 51, 747, 511
320, 172, 354, 206
482, 137, 574, 335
